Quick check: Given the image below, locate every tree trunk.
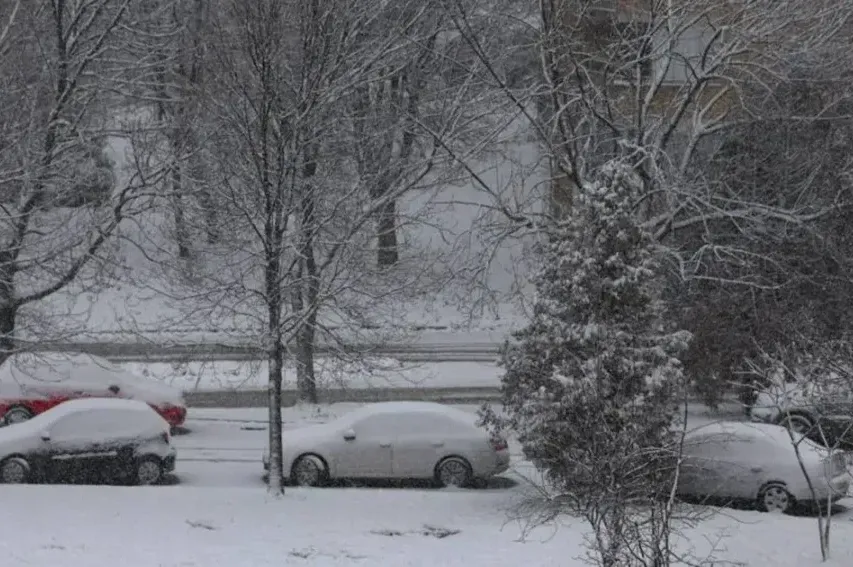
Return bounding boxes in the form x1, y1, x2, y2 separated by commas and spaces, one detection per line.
295, 239, 318, 403
293, 152, 319, 403
549, 164, 575, 220
196, 188, 220, 244
291, 276, 317, 404
295, 318, 317, 404
156, 44, 191, 260
267, 334, 285, 495
0, 304, 17, 367
187, 0, 218, 245
376, 198, 399, 266
265, 239, 285, 495
170, 160, 191, 259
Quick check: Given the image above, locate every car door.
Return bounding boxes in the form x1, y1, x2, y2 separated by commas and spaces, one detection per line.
44, 409, 122, 482
721, 436, 781, 499
332, 414, 394, 478
679, 433, 730, 500
391, 412, 459, 478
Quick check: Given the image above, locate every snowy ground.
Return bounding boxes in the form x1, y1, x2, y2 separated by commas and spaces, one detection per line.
3, 404, 853, 566
120, 359, 504, 392
27, 144, 544, 344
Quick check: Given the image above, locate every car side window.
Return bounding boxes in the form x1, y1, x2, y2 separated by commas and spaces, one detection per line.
352, 414, 392, 437
682, 434, 737, 467
50, 411, 109, 441
683, 435, 719, 459
736, 437, 782, 462
391, 413, 460, 436
50, 409, 150, 442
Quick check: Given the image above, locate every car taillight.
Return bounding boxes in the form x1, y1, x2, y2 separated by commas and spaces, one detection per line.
490, 436, 508, 452
824, 453, 848, 477
835, 453, 848, 476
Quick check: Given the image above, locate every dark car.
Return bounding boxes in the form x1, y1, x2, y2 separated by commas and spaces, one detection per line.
749, 374, 853, 449
0, 397, 177, 485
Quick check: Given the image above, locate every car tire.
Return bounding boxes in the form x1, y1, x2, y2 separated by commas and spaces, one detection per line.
136, 456, 164, 486
435, 456, 473, 488
757, 482, 794, 514
2, 406, 34, 425
290, 454, 327, 487
0, 456, 31, 484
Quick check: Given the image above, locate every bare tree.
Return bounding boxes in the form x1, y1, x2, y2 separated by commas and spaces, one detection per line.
0, 1, 19, 52
0, 0, 158, 364
140, 0, 488, 495
675, 48, 853, 405
438, 0, 853, 226
120, 0, 214, 260
433, 0, 853, 402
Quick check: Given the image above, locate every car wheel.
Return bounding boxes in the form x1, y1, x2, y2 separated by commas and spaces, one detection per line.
0, 457, 30, 484
136, 457, 164, 486
2, 406, 34, 425
757, 482, 794, 513
435, 457, 473, 488
291, 454, 327, 487
779, 413, 816, 437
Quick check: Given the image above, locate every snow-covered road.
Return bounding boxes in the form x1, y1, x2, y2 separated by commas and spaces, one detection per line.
4, 405, 852, 567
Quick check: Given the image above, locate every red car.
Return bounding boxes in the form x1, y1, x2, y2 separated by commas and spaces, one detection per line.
0, 352, 187, 428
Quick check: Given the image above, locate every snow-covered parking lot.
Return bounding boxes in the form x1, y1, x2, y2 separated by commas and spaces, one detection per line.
3, 404, 853, 566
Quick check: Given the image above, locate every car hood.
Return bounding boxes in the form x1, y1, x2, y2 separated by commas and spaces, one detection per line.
753, 389, 853, 415
0, 418, 46, 453
263, 423, 338, 454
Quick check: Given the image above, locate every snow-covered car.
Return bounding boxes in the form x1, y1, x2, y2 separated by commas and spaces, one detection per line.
262, 401, 510, 487
0, 397, 177, 485
0, 352, 187, 428
678, 421, 849, 513
749, 370, 853, 447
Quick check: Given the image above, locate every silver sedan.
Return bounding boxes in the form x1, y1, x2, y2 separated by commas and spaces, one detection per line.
678, 421, 849, 513
263, 401, 510, 487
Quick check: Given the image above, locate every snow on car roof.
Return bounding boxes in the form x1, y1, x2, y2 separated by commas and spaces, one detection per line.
685, 420, 825, 453
337, 401, 478, 425
42, 397, 157, 416
0, 397, 164, 439
0, 351, 129, 385
0, 351, 183, 404
687, 420, 789, 441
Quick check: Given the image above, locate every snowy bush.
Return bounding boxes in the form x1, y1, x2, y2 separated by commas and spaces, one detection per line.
483, 161, 692, 566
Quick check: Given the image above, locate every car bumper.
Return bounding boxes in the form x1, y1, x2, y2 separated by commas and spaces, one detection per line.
491, 450, 510, 475
796, 474, 850, 503
823, 474, 850, 501
163, 448, 177, 472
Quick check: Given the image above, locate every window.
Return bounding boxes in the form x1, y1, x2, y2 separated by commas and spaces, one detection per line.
51, 411, 110, 441
351, 414, 394, 437
392, 413, 464, 437
652, 20, 718, 85
51, 409, 148, 442
613, 21, 655, 84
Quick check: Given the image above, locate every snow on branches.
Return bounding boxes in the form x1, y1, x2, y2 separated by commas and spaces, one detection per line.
486, 160, 691, 498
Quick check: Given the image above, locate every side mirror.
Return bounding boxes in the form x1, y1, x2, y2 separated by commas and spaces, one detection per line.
343, 429, 356, 441
39, 431, 50, 442
108, 385, 121, 394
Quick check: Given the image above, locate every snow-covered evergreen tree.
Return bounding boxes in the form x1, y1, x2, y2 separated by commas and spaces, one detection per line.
486, 160, 691, 501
